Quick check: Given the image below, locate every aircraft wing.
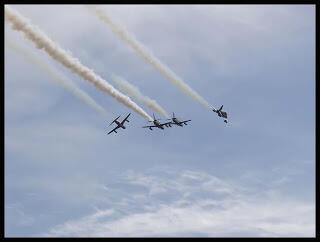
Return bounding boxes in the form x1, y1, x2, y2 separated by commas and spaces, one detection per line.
142, 125, 157, 128
182, 119, 191, 123
107, 125, 120, 135
121, 113, 131, 125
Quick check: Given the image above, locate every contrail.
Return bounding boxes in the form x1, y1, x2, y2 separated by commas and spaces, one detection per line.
111, 74, 169, 118
5, 6, 153, 121
5, 37, 111, 118
85, 5, 215, 110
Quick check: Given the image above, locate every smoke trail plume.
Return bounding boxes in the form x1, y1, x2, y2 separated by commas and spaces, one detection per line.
5, 6, 153, 121
5, 37, 111, 118
85, 5, 215, 110
111, 75, 169, 118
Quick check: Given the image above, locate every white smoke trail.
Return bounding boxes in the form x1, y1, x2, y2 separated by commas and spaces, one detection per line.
5, 6, 153, 121
111, 74, 169, 118
5, 37, 111, 118
85, 5, 215, 110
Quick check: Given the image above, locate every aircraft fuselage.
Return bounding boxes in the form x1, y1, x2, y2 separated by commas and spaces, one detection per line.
216, 112, 227, 123
154, 120, 164, 129
172, 118, 183, 126
115, 120, 126, 129
213, 108, 228, 123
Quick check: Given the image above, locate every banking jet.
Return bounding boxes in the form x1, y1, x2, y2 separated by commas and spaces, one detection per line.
167, 112, 191, 127
142, 113, 172, 130
107, 113, 131, 135
213, 105, 228, 123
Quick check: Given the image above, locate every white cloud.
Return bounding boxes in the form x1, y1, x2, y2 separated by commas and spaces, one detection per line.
44, 170, 315, 237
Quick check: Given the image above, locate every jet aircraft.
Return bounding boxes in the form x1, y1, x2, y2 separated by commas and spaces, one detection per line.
167, 112, 191, 127
142, 113, 172, 130
213, 105, 228, 123
107, 113, 131, 135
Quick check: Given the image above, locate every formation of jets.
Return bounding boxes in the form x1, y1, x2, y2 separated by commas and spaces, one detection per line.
107, 105, 228, 135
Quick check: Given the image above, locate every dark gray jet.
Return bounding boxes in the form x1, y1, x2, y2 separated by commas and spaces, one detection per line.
167, 112, 191, 127
142, 113, 172, 130
213, 105, 228, 123
107, 113, 131, 135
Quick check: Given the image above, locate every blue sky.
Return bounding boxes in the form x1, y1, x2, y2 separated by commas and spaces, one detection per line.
5, 5, 315, 237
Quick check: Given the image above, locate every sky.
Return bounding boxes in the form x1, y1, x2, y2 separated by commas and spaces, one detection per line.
4, 4, 315, 237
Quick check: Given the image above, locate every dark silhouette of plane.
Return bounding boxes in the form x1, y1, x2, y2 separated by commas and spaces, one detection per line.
213, 105, 228, 123
107, 113, 131, 135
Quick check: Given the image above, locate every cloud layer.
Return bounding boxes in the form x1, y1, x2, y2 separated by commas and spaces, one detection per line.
45, 170, 315, 237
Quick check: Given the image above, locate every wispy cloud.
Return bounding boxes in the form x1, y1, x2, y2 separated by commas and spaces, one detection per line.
5, 37, 111, 119
44, 170, 315, 237
6, 204, 35, 227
